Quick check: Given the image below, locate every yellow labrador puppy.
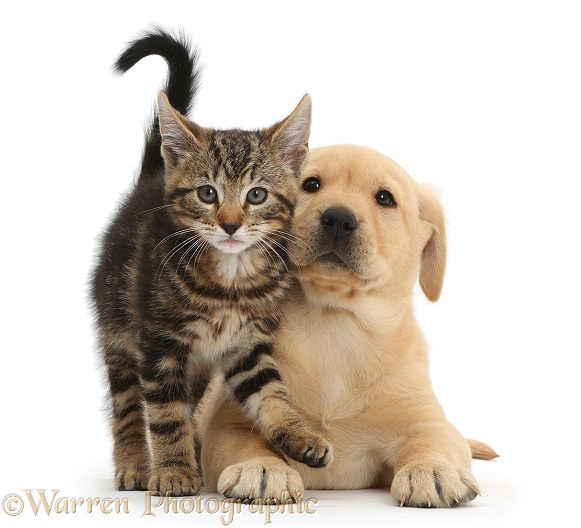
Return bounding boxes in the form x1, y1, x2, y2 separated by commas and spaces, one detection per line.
199, 144, 497, 508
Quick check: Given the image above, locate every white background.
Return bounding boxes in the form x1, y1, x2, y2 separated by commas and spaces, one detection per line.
1, 1, 579, 526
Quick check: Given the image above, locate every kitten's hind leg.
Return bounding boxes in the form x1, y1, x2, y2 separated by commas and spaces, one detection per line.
222, 341, 333, 468
103, 338, 150, 491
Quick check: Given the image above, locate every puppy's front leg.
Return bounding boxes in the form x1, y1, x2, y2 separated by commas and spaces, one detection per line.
389, 423, 479, 508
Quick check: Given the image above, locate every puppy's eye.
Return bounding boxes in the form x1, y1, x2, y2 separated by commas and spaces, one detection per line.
246, 187, 268, 205
376, 190, 396, 207
302, 177, 320, 193
198, 185, 218, 204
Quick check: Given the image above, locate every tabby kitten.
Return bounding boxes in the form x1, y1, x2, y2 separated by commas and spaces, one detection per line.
91, 28, 332, 497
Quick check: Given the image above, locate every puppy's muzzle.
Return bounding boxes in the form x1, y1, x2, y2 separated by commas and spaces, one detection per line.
299, 206, 365, 274
321, 207, 357, 241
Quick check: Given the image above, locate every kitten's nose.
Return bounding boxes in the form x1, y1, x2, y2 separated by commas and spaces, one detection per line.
221, 223, 240, 236
321, 207, 357, 240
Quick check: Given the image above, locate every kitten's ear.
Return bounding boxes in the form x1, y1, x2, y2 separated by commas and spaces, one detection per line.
157, 91, 206, 166
269, 94, 312, 173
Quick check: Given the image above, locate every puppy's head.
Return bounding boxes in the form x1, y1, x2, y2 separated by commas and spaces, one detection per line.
291, 145, 446, 303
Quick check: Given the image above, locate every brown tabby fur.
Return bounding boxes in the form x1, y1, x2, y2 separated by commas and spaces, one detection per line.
90, 30, 331, 497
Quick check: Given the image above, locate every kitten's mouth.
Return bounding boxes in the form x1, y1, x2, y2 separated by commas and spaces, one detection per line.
214, 236, 250, 254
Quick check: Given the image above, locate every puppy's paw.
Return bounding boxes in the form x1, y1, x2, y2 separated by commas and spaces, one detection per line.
218, 457, 305, 501
391, 464, 479, 508
272, 427, 333, 468
115, 464, 149, 491
148, 467, 201, 497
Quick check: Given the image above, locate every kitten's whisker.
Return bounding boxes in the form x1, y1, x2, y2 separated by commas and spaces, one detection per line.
184, 238, 210, 280
260, 238, 289, 272
263, 235, 300, 269
152, 227, 198, 255
156, 235, 199, 280
255, 229, 306, 279
176, 236, 205, 274
191, 239, 211, 273
141, 204, 174, 215
267, 229, 312, 250
255, 240, 278, 271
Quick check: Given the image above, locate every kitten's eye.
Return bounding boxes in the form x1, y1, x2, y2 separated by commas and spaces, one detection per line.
198, 185, 218, 204
376, 190, 396, 207
302, 177, 320, 193
246, 187, 268, 205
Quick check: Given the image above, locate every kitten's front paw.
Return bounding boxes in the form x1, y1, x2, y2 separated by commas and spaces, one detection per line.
148, 467, 201, 497
218, 457, 304, 501
115, 464, 149, 491
391, 463, 479, 508
272, 427, 333, 468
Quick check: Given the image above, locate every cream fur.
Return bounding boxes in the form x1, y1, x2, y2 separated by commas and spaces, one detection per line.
199, 144, 497, 508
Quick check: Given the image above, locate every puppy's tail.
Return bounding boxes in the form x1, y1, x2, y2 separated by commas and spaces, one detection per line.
467, 438, 499, 460
113, 26, 202, 181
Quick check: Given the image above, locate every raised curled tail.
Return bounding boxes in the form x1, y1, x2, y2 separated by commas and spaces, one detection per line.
113, 26, 201, 181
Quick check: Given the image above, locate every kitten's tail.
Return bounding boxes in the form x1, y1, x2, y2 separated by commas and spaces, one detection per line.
113, 26, 202, 181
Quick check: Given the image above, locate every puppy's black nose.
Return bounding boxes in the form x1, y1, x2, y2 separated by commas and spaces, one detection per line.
321, 207, 357, 240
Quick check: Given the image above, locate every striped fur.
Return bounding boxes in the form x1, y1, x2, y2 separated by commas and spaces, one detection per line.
91, 29, 331, 497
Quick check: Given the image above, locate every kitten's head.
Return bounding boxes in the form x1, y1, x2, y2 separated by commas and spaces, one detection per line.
157, 92, 311, 255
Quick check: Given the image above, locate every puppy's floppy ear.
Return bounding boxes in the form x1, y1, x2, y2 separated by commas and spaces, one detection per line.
418, 185, 447, 302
